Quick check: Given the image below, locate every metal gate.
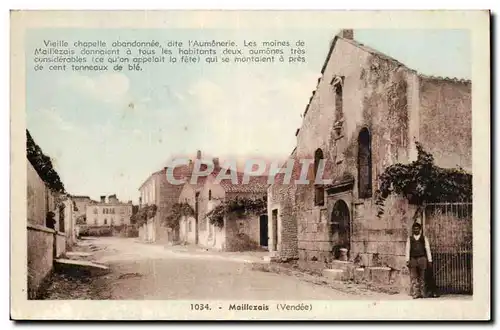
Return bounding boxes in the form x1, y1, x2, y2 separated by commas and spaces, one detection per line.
423, 202, 473, 294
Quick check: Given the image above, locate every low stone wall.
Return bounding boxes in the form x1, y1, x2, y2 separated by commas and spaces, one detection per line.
225, 215, 261, 252
27, 223, 55, 299
55, 232, 66, 258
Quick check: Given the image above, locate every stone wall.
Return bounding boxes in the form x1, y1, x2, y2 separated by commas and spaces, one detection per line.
225, 214, 261, 252
27, 224, 55, 299
350, 196, 416, 270
27, 161, 49, 226
418, 77, 472, 171
293, 37, 417, 269
268, 178, 298, 259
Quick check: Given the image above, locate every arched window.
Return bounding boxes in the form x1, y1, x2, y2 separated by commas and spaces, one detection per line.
358, 128, 372, 198
314, 148, 325, 206
335, 82, 343, 121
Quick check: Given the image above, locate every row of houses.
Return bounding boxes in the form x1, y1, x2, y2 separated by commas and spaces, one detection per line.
135, 30, 472, 292
137, 152, 270, 251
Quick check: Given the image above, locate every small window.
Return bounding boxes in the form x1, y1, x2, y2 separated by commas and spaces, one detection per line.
314, 148, 325, 206
104, 218, 107, 225
209, 190, 212, 201
335, 81, 343, 120
121, 217, 125, 224
358, 127, 373, 198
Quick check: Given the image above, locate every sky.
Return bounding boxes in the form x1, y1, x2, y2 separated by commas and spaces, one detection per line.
25, 28, 471, 202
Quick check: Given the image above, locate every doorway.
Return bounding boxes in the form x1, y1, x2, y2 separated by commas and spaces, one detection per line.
272, 209, 278, 251
331, 200, 351, 259
195, 192, 199, 244
259, 215, 269, 247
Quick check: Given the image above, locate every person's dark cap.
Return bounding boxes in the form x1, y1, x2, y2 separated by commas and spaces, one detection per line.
412, 222, 422, 229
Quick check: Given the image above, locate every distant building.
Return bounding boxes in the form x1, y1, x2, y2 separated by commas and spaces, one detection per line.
71, 195, 95, 224
196, 168, 269, 251
85, 195, 133, 227
137, 150, 199, 243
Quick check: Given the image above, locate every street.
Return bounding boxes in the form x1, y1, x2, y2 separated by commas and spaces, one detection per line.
43, 237, 400, 300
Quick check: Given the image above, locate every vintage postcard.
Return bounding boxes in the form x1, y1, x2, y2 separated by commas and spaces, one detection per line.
10, 10, 490, 320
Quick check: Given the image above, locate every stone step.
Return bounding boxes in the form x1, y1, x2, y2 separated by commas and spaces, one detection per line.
54, 258, 110, 276
369, 266, 392, 285
328, 260, 356, 280
322, 268, 348, 281
352, 266, 393, 285
262, 256, 276, 263
65, 251, 93, 258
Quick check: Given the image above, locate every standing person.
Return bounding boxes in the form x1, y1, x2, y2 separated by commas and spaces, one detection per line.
405, 222, 433, 299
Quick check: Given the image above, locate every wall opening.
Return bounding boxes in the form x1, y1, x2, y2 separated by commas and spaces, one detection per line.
314, 148, 325, 206
272, 209, 278, 251
331, 200, 351, 260
259, 215, 269, 248
195, 192, 200, 244
335, 82, 343, 121
358, 127, 372, 198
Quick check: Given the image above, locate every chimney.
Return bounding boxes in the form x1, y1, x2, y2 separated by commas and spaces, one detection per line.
100, 195, 106, 203
338, 29, 354, 40
213, 157, 220, 170
196, 150, 202, 160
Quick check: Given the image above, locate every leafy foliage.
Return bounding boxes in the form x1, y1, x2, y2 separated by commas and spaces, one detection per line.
207, 196, 267, 228
27, 129, 65, 193
76, 215, 87, 225
132, 204, 157, 226
163, 202, 196, 229
375, 142, 472, 217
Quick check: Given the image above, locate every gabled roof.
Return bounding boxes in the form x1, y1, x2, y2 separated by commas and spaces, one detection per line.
139, 164, 193, 190
320, 34, 413, 77
307, 33, 471, 119
71, 195, 91, 200
206, 168, 268, 194
418, 73, 471, 84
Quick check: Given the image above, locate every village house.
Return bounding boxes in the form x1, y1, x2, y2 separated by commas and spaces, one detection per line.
85, 194, 133, 227
268, 29, 472, 287
178, 175, 206, 245
196, 163, 269, 252
71, 195, 94, 222
137, 151, 198, 243
70, 195, 95, 237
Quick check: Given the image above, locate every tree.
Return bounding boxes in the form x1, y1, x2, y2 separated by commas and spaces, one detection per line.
206, 196, 267, 228
162, 203, 195, 230
27, 129, 65, 193
375, 142, 472, 219
76, 215, 87, 225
